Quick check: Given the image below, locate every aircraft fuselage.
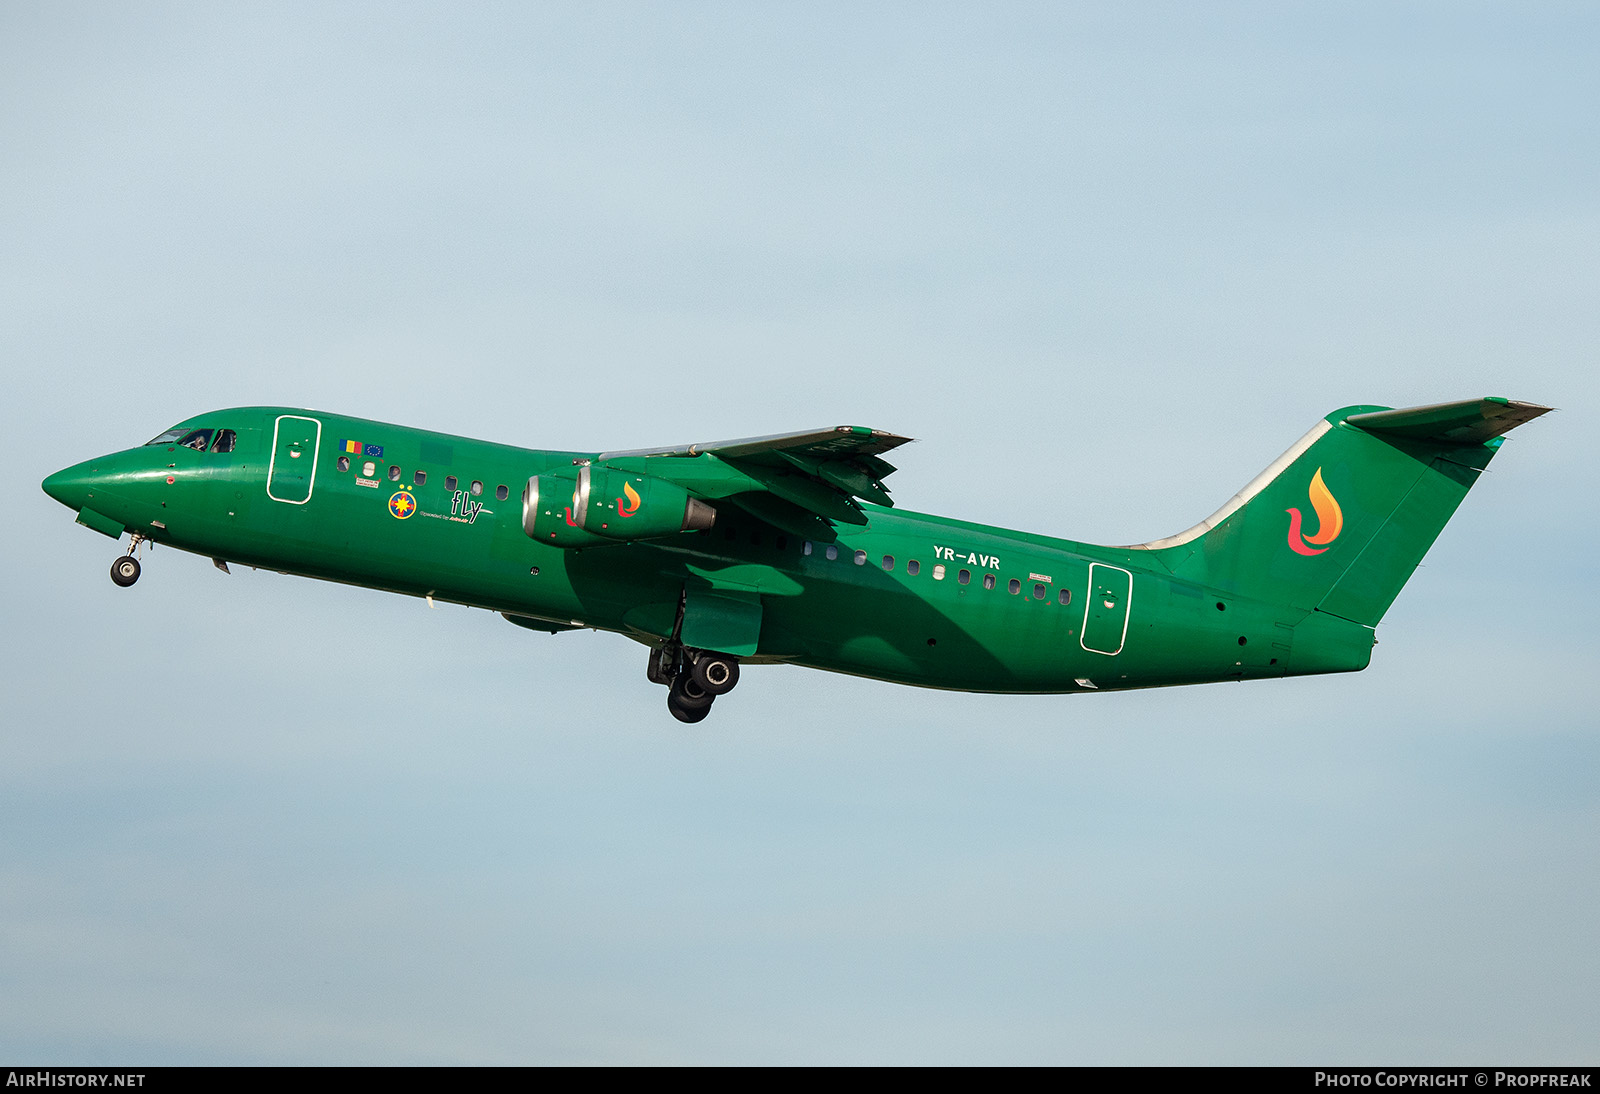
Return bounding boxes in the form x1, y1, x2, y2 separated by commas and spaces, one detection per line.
43, 406, 1345, 703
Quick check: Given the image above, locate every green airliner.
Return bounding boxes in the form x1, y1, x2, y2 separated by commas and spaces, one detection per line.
42, 397, 1548, 722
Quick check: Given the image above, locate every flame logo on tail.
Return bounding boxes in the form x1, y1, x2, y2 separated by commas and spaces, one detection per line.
1286, 467, 1343, 556
618, 481, 642, 517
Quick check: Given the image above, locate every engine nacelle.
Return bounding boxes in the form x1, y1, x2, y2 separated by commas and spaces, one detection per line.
522, 466, 715, 548
522, 471, 609, 548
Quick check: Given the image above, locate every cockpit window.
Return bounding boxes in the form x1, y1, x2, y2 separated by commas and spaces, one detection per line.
145, 425, 237, 451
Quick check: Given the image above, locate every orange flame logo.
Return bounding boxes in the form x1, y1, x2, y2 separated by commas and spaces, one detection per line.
1286, 467, 1343, 556
618, 481, 641, 517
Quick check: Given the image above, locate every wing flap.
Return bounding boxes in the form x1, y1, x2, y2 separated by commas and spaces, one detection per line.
724, 491, 839, 540
597, 424, 911, 529
598, 425, 911, 462
722, 460, 867, 525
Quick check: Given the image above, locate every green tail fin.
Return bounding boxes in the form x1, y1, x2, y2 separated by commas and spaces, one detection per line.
1131, 398, 1551, 627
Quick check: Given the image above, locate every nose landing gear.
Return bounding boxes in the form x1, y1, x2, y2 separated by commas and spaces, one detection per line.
110, 532, 148, 587
649, 642, 741, 723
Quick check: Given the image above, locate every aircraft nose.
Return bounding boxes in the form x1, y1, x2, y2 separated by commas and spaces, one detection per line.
42, 460, 99, 511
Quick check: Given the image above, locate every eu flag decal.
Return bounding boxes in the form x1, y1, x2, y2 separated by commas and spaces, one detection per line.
340, 439, 384, 458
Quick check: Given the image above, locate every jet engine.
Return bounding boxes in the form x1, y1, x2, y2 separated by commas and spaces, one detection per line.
522, 466, 715, 548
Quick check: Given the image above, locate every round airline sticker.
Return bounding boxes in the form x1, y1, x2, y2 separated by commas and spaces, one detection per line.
388, 491, 417, 519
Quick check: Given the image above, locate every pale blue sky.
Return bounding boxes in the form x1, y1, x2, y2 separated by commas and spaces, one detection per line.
2, 2, 1595, 1063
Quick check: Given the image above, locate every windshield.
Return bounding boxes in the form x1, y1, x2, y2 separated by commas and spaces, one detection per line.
145, 425, 237, 452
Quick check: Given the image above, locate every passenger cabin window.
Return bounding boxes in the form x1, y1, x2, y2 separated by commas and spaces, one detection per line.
362, 461, 376, 477
445, 475, 458, 492
853, 550, 866, 566
496, 484, 509, 501
1058, 588, 1071, 606
337, 456, 350, 473
388, 465, 401, 481
1008, 579, 1021, 595
177, 429, 213, 452
825, 545, 838, 561
881, 555, 894, 571
211, 430, 237, 453
1033, 583, 1047, 600
932, 564, 946, 581
983, 574, 997, 591
907, 560, 920, 576
414, 470, 427, 486
803, 541, 813, 556
958, 569, 970, 585
470, 480, 483, 496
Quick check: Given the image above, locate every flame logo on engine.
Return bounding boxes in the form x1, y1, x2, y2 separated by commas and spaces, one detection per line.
1286, 467, 1343, 556
618, 481, 641, 517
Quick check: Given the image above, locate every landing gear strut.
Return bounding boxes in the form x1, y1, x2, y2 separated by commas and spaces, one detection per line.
648, 641, 741, 723
110, 532, 147, 587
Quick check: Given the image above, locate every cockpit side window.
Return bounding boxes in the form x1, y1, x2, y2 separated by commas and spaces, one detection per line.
177, 429, 214, 451
145, 428, 186, 446
211, 429, 237, 453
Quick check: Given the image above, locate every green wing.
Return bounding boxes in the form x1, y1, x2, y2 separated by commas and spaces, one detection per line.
598, 426, 913, 537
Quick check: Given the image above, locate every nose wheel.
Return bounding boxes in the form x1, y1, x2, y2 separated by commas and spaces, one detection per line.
110, 532, 148, 587
110, 555, 141, 586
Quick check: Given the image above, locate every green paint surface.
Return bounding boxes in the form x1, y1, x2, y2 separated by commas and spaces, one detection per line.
41, 399, 1548, 698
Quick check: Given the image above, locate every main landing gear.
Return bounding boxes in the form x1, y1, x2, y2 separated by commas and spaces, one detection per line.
648, 643, 741, 723
110, 532, 148, 587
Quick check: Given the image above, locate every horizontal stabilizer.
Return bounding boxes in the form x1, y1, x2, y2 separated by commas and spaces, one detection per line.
1346, 398, 1552, 446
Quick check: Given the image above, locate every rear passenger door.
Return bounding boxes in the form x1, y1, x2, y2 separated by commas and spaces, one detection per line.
1081, 563, 1133, 656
